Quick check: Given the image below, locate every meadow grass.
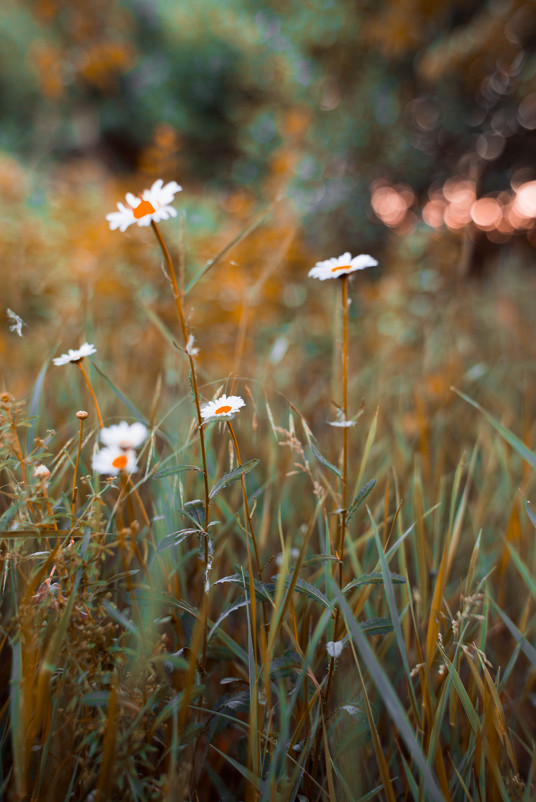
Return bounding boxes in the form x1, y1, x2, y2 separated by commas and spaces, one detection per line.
2, 179, 536, 802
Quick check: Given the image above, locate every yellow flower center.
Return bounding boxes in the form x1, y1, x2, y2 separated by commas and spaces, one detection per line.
215, 405, 232, 415
112, 454, 128, 470
133, 199, 156, 219
331, 265, 351, 273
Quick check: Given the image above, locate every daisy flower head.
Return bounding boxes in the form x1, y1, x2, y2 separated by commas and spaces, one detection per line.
106, 179, 182, 232
308, 252, 378, 281
100, 421, 148, 450
53, 342, 97, 366
92, 446, 138, 475
201, 394, 245, 421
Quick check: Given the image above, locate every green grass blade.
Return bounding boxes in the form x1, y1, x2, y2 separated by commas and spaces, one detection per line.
453, 387, 536, 471
332, 582, 445, 802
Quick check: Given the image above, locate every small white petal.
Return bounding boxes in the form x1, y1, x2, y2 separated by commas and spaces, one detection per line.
326, 640, 344, 658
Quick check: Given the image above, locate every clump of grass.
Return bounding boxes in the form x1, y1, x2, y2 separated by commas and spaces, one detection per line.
2, 177, 536, 802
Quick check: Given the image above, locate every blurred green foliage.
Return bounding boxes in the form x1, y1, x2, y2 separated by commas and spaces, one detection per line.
1, 0, 536, 252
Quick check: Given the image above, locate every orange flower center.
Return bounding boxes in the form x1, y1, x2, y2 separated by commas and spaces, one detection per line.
133, 199, 156, 219
215, 405, 232, 415
112, 454, 128, 470
331, 264, 351, 273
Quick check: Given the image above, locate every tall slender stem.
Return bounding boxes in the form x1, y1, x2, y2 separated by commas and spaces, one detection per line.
338, 274, 349, 586
313, 274, 351, 770
151, 221, 210, 527
77, 361, 104, 429
71, 411, 87, 526
226, 421, 263, 581
150, 220, 211, 671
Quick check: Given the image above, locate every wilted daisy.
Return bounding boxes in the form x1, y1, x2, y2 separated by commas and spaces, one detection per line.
53, 342, 97, 366
92, 446, 138, 475
100, 421, 148, 450
308, 252, 378, 281
106, 179, 182, 232
201, 394, 245, 421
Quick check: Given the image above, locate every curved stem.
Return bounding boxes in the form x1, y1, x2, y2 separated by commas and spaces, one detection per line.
77, 361, 104, 429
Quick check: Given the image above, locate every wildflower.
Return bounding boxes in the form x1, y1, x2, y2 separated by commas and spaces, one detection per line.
106, 179, 182, 232
308, 252, 378, 281
326, 640, 344, 658
100, 421, 148, 450
53, 342, 97, 366
92, 445, 138, 475
201, 394, 245, 421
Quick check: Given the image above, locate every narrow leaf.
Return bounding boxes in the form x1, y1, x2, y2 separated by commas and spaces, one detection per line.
154, 464, 203, 479
454, 388, 536, 471
209, 459, 259, 500
344, 571, 406, 593
347, 479, 377, 523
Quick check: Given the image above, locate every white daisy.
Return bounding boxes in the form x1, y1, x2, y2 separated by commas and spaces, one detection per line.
100, 421, 148, 450
92, 446, 138, 475
106, 179, 182, 232
308, 252, 378, 281
53, 342, 97, 366
200, 394, 245, 421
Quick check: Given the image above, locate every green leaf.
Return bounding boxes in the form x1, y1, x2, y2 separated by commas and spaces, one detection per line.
277, 575, 332, 609
156, 528, 199, 553
347, 479, 377, 523
343, 571, 406, 594
154, 464, 203, 479
360, 617, 394, 636
81, 691, 110, 707
102, 600, 136, 634
209, 459, 259, 500
178, 499, 206, 529
521, 493, 536, 530
306, 429, 342, 478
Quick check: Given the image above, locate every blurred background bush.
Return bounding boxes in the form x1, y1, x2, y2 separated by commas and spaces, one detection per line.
3, 0, 536, 253
2, 0, 536, 409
